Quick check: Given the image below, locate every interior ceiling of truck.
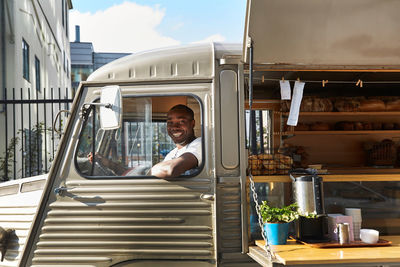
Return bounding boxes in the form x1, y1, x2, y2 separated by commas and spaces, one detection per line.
243, 0, 400, 67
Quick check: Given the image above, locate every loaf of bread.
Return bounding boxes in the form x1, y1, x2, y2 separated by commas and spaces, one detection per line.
248, 153, 294, 175
334, 98, 361, 112
262, 160, 275, 170
250, 159, 263, 170
258, 154, 274, 160
300, 97, 333, 112
386, 99, 400, 111
359, 99, 386, 112
275, 154, 293, 164
313, 98, 334, 112
300, 98, 314, 112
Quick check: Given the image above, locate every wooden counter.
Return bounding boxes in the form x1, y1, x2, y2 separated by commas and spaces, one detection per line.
249, 236, 400, 267
249, 171, 400, 183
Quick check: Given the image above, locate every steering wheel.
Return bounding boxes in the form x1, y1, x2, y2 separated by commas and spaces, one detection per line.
93, 161, 116, 176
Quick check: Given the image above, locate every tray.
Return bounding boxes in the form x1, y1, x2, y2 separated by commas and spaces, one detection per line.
296, 239, 392, 248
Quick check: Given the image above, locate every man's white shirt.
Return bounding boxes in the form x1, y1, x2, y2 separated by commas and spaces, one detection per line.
164, 137, 202, 169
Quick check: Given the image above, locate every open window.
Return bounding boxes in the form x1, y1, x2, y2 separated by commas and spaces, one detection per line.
75, 94, 202, 178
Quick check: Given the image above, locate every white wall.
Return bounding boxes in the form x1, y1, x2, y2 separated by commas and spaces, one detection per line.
0, 0, 73, 180
7, 0, 72, 93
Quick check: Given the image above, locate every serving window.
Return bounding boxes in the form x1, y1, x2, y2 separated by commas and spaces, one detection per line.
74, 95, 202, 178
245, 70, 400, 238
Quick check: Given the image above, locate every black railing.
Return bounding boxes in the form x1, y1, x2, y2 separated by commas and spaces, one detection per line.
0, 87, 73, 181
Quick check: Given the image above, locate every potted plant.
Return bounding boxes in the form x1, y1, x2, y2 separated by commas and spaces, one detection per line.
260, 201, 299, 245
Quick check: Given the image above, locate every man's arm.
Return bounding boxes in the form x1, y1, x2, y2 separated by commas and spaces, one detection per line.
150, 152, 198, 178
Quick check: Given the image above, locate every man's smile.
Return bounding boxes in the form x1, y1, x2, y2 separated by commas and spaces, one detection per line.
172, 132, 183, 138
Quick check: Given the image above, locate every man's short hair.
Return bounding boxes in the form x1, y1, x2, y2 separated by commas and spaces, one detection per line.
168, 104, 194, 120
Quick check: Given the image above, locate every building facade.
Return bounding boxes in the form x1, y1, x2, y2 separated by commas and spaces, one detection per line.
0, 0, 73, 180
0, 0, 72, 92
70, 26, 131, 90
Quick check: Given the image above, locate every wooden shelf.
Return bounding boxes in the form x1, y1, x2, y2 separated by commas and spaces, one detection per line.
249, 168, 400, 182
280, 111, 400, 116
275, 130, 400, 135
251, 236, 400, 266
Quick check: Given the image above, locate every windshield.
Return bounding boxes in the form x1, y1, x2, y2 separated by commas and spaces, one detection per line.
75, 95, 202, 177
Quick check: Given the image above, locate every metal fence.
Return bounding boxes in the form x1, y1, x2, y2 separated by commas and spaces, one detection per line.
0, 87, 73, 181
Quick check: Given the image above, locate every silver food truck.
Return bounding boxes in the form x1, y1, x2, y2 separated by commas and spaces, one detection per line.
2, 0, 400, 266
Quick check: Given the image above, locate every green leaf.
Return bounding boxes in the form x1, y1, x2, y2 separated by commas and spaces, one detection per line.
260, 201, 299, 223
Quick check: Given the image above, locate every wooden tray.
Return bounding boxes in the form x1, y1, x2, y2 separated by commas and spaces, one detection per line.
296, 239, 392, 248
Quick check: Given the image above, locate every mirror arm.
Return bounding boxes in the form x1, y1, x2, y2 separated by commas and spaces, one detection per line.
83, 102, 112, 109
80, 102, 113, 122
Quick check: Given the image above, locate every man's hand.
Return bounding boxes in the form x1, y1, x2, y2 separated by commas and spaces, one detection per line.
87, 152, 105, 164
150, 153, 198, 178
87, 152, 95, 163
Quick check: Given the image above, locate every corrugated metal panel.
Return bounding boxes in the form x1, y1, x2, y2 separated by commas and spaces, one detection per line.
31, 178, 215, 266
217, 182, 242, 253
216, 181, 257, 265
0, 175, 46, 267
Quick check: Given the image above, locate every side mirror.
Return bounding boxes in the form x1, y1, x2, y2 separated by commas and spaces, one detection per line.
100, 85, 122, 130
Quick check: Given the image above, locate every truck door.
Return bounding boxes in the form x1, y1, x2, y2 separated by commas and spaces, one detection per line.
22, 83, 217, 266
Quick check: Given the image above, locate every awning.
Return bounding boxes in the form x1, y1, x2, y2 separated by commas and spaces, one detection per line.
243, 0, 400, 70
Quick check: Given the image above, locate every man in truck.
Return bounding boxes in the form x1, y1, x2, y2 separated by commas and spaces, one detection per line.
89, 104, 201, 178
150, 104, 202, 178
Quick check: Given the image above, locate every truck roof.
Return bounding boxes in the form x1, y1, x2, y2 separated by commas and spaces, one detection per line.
87, 42, 242, 82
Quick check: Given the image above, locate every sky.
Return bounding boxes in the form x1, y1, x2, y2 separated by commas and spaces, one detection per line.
69, 0, 247, 53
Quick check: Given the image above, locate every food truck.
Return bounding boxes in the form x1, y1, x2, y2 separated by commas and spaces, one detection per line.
1, 0, 400, 266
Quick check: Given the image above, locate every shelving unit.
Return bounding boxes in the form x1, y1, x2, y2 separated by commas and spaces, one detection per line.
278, 111, 400, 116
275, 111, 400, 135
277, 109, 400, 181
251, 173, 400, 183
248, 99, 400, 182
275, 130, 400, 136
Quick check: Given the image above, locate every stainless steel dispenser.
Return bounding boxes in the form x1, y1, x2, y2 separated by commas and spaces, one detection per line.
290, 168, 329, 243
289, 168, 325, 216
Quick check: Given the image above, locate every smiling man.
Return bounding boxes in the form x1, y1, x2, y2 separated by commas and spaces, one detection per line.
150, 104, 202, 178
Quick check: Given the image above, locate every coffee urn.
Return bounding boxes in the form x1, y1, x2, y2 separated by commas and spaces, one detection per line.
289, 168, 329, 243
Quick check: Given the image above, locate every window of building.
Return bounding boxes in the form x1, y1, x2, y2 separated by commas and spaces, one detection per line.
63, 51, 66, 72
62, 0, 65, 27
22, 39, 30, 81
35, 56, 40, 92
71, 65, 93, 82
62, 0, 69, 37
75, 94, 203, 178
65, 1, 69, 37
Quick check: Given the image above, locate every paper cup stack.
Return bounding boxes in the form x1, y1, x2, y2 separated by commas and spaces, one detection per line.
345, 208, 362, 240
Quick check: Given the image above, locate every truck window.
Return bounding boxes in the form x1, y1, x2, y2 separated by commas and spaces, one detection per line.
75, 95, 202, 178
